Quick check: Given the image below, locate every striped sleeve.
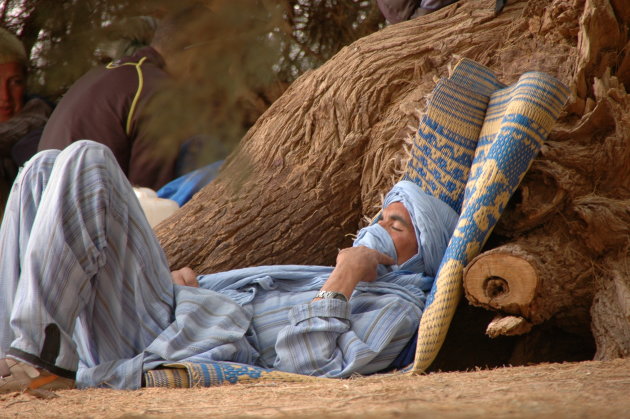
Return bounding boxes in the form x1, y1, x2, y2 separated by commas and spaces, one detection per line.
273, 295, 420, 377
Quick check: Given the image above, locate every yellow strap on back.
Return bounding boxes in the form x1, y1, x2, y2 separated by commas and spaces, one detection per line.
106, 56, 148, 136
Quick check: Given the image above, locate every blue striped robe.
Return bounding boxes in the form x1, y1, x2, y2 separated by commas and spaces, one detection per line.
0, 141, 434, 389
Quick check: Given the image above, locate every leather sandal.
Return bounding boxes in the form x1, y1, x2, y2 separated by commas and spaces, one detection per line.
0, 358, 74, 394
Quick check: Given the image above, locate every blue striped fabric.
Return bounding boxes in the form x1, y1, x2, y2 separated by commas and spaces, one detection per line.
1, 142, 174, 389
0, 141, 429, 389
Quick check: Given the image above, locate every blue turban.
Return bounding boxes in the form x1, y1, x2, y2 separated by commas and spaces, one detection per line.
354, 180, 459, 277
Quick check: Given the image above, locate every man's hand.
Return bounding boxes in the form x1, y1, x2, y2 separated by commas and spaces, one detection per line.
335, 246, 395, 283
171, 267, 198, 287
317, 246, 395, 300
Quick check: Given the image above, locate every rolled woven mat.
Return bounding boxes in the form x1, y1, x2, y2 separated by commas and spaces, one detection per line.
145, 361, 321, 388
409, 59, 570, 374
404, 58, 505, 213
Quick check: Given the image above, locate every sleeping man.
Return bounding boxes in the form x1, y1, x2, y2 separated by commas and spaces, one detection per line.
0, 140, 458, 392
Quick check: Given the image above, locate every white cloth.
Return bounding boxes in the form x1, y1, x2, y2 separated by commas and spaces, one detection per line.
133, 187, 179, 227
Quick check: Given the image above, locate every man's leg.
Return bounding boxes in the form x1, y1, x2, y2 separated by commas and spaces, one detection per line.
0, 148, 59, 358
1, 141, 175, 390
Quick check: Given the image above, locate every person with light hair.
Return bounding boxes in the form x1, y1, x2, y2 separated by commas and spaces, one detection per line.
0, 27, 52, 217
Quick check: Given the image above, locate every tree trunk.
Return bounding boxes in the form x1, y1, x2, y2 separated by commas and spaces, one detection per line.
460, 0, 630, 359
591, 253, 630, 359
156, 0, 630, 362
156, 0, 576, 273
463, 241, 595, 334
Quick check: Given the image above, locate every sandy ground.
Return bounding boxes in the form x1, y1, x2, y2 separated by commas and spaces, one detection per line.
1, 357, 629, 418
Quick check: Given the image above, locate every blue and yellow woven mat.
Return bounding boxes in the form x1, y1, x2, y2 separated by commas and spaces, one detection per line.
409, 58, 569, 373
145, 361, 320, 388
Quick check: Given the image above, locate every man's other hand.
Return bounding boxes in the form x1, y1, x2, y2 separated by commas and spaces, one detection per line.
316, 246, 395, 300
335, 246, 395, 284
171, 267, 198, 287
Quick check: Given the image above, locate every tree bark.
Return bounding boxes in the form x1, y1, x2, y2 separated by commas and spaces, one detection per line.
156, 0, 575, 273
462, 0, 630, 358
591, 254, 630, 360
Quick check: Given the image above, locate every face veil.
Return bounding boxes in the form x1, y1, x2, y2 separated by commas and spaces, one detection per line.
373, 181, 459, 277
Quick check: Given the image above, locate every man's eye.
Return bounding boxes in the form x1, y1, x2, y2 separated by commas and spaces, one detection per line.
9, 78, 24, 87
392, 226, 403, 232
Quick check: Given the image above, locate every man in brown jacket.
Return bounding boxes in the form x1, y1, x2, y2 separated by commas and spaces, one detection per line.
38, 6, 206, 190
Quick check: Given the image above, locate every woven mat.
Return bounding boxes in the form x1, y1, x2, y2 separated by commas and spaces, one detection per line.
145, 361, 320, 388
408, 58, 570, 373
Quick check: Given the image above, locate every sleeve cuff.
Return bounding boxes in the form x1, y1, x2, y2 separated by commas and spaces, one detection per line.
289, 298, 350, 324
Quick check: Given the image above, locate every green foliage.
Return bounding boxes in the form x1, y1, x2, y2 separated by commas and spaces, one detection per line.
1, 0, 383, 166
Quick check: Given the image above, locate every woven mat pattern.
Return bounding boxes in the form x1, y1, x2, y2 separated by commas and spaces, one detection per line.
404, 58, 506, 214
410, 59, 570, 373
145, 362, 319, 388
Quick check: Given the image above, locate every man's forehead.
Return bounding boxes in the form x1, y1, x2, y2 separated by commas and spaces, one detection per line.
383, 201, 413, 221
0, 62, 25, 76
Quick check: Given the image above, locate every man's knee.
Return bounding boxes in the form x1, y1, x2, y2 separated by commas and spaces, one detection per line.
18, 141, 112, 184
59, 140, 121, 171
25, 149, 59, 167
17, 148, 59, 181
63, 140, 113, 159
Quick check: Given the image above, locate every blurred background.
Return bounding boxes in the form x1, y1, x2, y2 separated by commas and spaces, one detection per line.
1, 0, 385, 168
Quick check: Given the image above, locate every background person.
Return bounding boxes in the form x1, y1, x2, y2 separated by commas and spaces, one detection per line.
376, 0, 459, 23
0, 27, 52, 218
37, 5, 210, 191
